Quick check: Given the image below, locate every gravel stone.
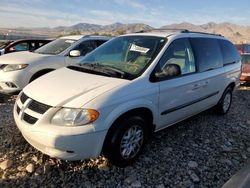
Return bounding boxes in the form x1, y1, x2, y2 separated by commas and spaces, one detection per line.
156, 184, 165, 188
188, 161, 198, 168
26, 163, 35, 173
125, 174, 137, 184
247, 147, 250, 153
247, 119, 250, 125
131, 180, 142, 187
222, 145, 233, 152
0, 88, 250, 187
32, 156, 38, 163
98, 163, 109, 171
0, 159, 13, 170
189, 172, 200, 183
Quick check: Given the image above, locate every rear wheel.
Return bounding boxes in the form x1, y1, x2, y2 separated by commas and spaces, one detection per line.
103, 116, 148, 167
216, 87, 233, 114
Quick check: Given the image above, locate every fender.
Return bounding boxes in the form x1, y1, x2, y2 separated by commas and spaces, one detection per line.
102, 98, 159, 131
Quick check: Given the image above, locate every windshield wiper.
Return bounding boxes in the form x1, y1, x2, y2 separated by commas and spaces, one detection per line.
77, 63, 134, 79
68, 64, 119, 78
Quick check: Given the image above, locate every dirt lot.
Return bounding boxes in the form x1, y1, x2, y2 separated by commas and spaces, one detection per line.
0, 87, 250, 187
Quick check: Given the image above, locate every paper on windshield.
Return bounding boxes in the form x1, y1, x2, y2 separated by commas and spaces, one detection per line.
130, 44, 150, 54
65, 40, 75, 43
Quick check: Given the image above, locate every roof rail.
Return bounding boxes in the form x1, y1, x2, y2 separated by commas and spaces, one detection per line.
136, 29, 223, 37
136, 28, 189, 33
181, 30, 223, 37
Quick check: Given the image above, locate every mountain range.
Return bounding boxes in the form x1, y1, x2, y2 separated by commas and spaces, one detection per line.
0, 22, 250, 43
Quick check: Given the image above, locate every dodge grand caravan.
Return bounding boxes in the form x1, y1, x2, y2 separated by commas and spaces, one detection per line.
0, 35, 110, 94
14, 30, 241, 166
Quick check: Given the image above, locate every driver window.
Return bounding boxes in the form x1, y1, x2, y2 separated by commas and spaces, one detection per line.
13, 42, 29, 51
158, 38, 196, 76
74, 41, 97, 56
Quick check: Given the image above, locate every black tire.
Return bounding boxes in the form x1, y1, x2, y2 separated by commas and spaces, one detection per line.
216, 87, 233, 114
103, 116, 148, 167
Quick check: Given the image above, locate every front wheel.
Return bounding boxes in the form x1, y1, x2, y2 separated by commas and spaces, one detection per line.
216, 87, 233, 114
103, 116, 148, 167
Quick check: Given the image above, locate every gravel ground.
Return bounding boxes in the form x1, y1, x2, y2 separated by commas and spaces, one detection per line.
0, 87, 250, 188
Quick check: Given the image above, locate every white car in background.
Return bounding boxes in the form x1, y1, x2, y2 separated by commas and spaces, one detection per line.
14, 30, 241, 166
0, 35, 110, 94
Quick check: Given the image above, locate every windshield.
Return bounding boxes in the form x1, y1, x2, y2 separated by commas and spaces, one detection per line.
79, 36, 166, 78
0, 41, 12, 49
35, 38, 76, 55
241, 55, 250, 64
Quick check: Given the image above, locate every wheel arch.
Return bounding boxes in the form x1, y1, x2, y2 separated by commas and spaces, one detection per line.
101, 102, 157, 153
29, 68, 55, 82
227, 82, 236, 91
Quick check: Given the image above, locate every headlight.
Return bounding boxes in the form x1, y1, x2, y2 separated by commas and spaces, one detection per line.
51, 108, 99, 126
2, 64, 28, 72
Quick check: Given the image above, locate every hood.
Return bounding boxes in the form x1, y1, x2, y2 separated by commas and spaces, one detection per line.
0, 51, 52, 65
23, 67, 129, 108
242, 64, 250, 73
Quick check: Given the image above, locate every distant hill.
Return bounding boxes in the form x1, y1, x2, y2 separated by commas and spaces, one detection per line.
0, 22, 250, 43
161, 22, 250, 43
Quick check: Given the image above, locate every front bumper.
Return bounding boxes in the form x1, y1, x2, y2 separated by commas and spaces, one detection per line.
13, 101, 107, 161
0, 69, 31, 94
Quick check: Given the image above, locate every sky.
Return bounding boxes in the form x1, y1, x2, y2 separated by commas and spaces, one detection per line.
0, 0, 250, 28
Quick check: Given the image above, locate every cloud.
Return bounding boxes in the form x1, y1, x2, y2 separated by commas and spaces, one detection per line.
113, 0, 146, 10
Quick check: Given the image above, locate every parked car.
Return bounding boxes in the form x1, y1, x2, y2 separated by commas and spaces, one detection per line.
14, 30, 241, 167
0, 35, 110, 94
235, 43, 250, 55
0, 39, 51, 56
240, 53, 250, 83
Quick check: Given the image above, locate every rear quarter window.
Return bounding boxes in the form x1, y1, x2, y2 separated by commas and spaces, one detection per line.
219, 40, 241, 65
190, 38, 223, 72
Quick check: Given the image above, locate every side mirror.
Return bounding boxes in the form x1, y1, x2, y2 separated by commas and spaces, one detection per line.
155, 64, 181, 79
69, 50, 81, 57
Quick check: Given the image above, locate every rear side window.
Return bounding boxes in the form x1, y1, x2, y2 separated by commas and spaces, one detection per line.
96, 40, 107, 47
190, 38, 223, 72
219, 40, 240, 65
241, 55, 250, 64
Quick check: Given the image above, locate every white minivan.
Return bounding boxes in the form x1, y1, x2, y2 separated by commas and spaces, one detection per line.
14, 30, 241, 166
0, 35, 110, 94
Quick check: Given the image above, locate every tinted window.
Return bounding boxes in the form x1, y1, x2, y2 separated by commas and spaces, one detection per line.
96, 40, 107, 47
74, 41, 98, 56
39, 42, 45, 47
219, 40, 240, 65
190, 38, 223, 72
156, 38, 196, 76
241, 54, 250, 64
14, 42, 29, 51
30, 42, 36, 51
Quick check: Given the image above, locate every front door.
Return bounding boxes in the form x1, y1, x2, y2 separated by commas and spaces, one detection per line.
156, 37, 224, 129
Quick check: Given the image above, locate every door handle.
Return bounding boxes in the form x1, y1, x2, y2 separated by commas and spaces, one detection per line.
202, 81, 209, 87
192, 83, 201, 90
